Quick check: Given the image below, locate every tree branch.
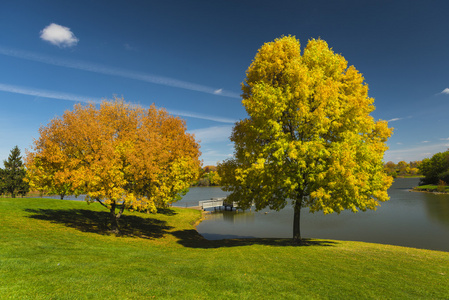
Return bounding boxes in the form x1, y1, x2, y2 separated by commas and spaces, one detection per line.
96, 198, 109, 209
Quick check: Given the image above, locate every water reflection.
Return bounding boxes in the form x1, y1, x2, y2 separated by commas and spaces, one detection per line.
194, 178, 449, 252
205, 210, 256, 224
423, 193, 449, 228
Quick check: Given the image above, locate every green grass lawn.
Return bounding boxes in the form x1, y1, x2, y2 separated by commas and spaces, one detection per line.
1, 197, 448, 299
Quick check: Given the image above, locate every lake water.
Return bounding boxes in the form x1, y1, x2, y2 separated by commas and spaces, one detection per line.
175, 178, 449, 252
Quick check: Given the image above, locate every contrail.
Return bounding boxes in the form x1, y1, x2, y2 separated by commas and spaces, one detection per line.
0, 83, 237, 124
0, 46, 240, 99
0, 83, 103, 103
166, 108, 237, 124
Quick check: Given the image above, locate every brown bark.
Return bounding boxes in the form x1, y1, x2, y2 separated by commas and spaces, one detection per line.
110, 208, 119, 234
293, 196, 302, 244
109, 202, 126, 234
109, 202, 120, 234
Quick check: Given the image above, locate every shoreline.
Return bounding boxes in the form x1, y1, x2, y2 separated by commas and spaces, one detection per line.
411, 182, 449, 194
411, 188, 449, 195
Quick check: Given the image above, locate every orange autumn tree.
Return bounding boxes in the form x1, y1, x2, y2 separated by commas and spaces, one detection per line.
26, 98, 201, 233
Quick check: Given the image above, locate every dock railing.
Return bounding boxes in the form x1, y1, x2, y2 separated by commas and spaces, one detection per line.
199, 198, 225, 210
199, 197, 250, 211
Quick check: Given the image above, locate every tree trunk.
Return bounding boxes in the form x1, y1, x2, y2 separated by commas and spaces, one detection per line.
293, 197, 302, 244
109, 203, 120, 234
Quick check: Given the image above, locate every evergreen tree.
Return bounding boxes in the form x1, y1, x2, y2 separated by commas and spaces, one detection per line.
0, 168, 5, 195
3, 146, 29, 198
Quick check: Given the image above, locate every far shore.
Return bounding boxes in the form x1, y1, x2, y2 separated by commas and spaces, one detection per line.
412, 185, 449, 194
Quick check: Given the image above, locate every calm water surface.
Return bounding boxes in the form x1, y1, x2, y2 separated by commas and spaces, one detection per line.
177, 178, 449, 252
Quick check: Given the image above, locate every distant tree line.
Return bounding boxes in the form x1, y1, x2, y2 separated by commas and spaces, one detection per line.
418, 150, 449, 186
384, 160, 421, 178
192, 165, 221, 186
0, 146, 29, 198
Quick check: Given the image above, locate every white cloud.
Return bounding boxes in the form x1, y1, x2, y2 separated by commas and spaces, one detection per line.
214, 89, 223, 94
199, 148, 234, 166
0, 46, 240, 99
387, 118, 402, 122
40, 23, 79, 47
201, 149, 227, 157
421, 141, 430, 143
190, 125, 234, 165
440, 88, 449, 95
189, 125, 233, 143
440, 137, 449, 141
384, 143, 449, 162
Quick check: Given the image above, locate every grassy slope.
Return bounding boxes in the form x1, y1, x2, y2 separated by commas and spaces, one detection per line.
1, 198, 448, 299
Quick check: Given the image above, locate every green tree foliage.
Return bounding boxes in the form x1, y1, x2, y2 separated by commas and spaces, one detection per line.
0, 168, 5, 195
218, 36, 393, 243
419, 151, 449, 185
384, 161, 398, 177
396, 161, 409, 175
2, 146, 29, 198
195, 166, 221, 186
384, 161, 421, 178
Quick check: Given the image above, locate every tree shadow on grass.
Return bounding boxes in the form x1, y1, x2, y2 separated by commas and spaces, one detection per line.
156, 207, 178, 216
25, 208, 173, 239
170, 229, 339, 249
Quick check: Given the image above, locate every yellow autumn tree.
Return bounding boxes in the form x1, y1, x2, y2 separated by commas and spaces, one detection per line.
26, 129, 82, 199
26, 98, 201, 233
218, 36, 393, 243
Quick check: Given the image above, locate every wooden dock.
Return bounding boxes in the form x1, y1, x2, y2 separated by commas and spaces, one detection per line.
199, 197, 239, 211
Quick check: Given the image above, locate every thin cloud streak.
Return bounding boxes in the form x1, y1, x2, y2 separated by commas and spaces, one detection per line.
166, 109, 236, 124
0, 46, 240, 99
388, 117, 402, 122
387, 116, 413, 123
0, 83, 102, 103
387, 143, 449, 154
440, 88, 449, 95
384, 143, 449, 162
189, 125, 233, 143
0, 83, 235, 123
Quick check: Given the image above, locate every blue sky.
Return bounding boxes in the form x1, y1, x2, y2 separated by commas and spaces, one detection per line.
1, 0, 449, 166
